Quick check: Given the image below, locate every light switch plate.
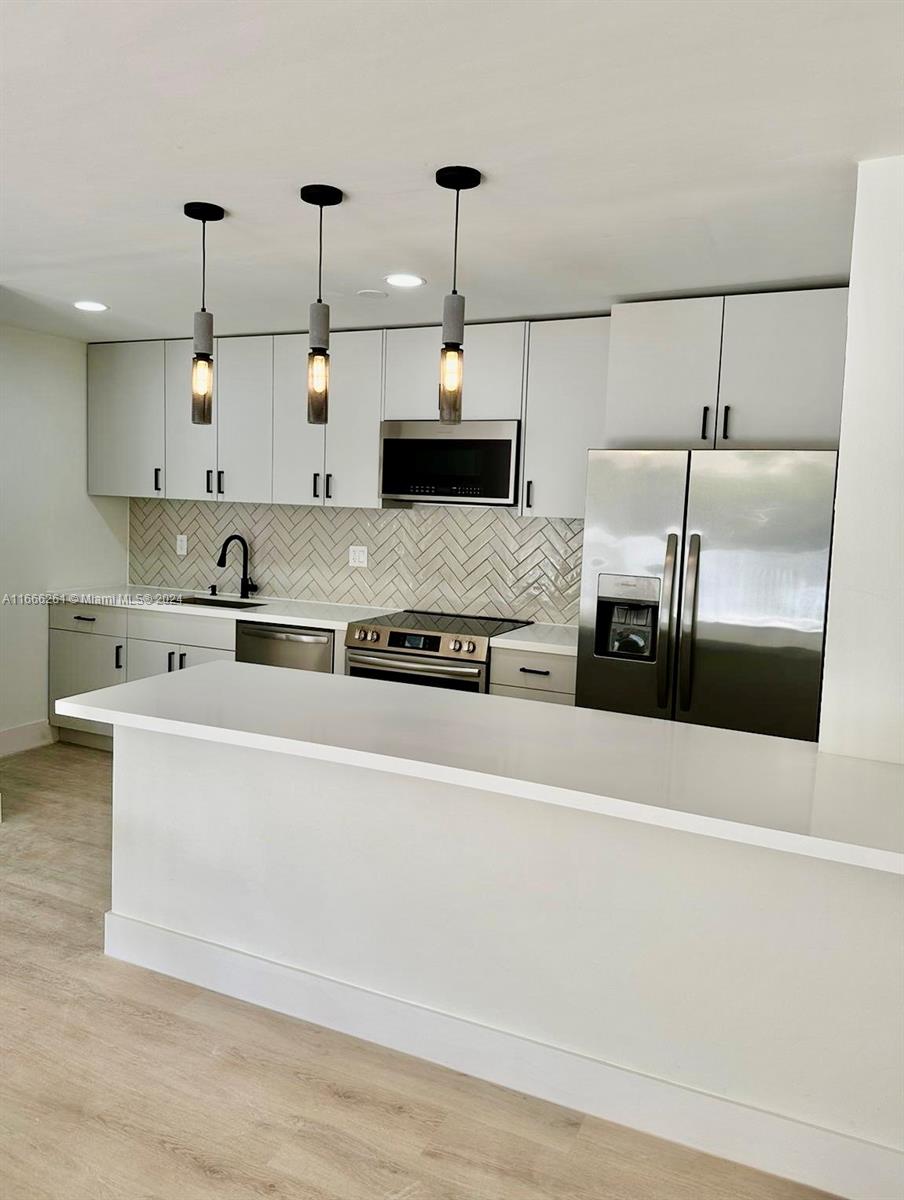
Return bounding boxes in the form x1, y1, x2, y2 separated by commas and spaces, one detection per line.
176, 534, 188, 556
348, 545, 368, 568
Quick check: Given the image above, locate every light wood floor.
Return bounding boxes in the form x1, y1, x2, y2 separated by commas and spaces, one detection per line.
0, 742, 838, 1200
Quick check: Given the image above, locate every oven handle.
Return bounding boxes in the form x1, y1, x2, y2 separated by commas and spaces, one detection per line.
347, 652, 482, 679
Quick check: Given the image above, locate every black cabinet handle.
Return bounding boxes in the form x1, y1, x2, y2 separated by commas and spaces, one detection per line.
178, 651, 187, 670
167, 651, 176, 672
73, 615, 96, 622
114, 644, 123, 670
526, 480, 533, 509
154, 467, 162, 492
519, 666, 551, 676
325, 473, 332, 500
700, 406, 710, 441
216, 470, 225, 495
722, 405, 731, 441
312, 472, 320, 499
206, 469, 214, 494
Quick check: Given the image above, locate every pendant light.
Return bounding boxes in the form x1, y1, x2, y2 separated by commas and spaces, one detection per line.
184, 201, 226, 425
300, 184, 344, 424
435, 165, 481, 423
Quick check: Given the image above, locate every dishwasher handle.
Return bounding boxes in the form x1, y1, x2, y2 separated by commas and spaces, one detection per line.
241, 627, 331, 644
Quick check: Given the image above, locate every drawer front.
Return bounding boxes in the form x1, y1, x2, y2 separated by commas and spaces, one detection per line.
126, 609, 235, 651
50, 602, 127, 637
490, 684, 574, 706
490, 647, 577, 693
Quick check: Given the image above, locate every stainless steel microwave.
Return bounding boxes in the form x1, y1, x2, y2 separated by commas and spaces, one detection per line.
379, 420, 520, 506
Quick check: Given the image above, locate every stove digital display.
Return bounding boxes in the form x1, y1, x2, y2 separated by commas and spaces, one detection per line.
388, 631, 441, 652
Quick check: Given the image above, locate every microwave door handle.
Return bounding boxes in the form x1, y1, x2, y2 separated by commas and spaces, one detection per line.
656, 532, 678, 709
678, 533, 701, 711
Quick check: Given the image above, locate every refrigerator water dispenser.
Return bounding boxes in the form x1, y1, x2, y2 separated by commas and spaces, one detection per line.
595, 574, 661, 660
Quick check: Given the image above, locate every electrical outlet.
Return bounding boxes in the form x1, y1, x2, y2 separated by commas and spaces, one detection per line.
348, 545, 368, 568
176, 534, 188, 557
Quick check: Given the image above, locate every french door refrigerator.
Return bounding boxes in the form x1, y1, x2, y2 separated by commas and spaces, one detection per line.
575, 450, 837, 741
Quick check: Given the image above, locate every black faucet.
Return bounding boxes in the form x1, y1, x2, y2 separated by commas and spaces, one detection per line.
216, 534, 258, 599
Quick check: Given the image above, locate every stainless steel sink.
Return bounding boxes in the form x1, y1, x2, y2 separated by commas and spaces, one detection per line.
178, 596, 264, 610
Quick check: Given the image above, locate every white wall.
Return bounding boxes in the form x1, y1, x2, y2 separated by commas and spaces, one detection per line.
0, 326, 128, 752
820, 157, 904, 764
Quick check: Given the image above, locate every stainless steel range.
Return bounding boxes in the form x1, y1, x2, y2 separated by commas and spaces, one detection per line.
345, 610, 530, 692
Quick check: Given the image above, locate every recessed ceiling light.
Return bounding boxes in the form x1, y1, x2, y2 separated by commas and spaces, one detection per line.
384, 273, 426, 289
73, 300, 108, 312
356, 289, 388, 299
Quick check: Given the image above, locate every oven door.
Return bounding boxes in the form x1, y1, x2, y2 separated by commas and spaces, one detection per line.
346, 650, 487, 692
380, 420, 519, 505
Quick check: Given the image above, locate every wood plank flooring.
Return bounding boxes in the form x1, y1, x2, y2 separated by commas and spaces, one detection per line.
0, 743, 838, 1199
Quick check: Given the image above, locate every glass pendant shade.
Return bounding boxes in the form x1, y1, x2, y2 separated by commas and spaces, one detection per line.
307, 299, 330, 425
191, 309, 214, 426
438, 345, 463, 424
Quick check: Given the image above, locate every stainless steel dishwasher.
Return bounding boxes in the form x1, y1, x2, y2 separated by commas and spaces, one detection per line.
236, 622, 334, 673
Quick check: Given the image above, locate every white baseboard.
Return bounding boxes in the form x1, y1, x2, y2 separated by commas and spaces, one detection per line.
0, 720, 56, 758
105, 912, 902, 1200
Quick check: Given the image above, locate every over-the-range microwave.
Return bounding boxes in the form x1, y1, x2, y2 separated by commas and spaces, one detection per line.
379, 420, 520, 506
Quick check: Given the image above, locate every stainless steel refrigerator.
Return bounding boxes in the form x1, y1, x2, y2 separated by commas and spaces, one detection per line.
576, 450, 837, 741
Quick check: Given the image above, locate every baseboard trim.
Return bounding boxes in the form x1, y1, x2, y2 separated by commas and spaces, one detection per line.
58, 728, 113, 752
0, 720, 56, 758
105, 912, 902, 1199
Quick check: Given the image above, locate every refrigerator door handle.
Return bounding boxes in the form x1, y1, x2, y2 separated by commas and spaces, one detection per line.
656, 533, 679, 708
678, 533, 701, 710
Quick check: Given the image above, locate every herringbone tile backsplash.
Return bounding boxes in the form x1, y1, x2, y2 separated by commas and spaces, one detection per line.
129, 500, 583, 623
130, 500, 583, 623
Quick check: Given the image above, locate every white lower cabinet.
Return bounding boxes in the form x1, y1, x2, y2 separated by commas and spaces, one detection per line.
489, 647, 576, 706
49, 628, 126, 734
490, 684, 574, 706
126, 637, 234, 682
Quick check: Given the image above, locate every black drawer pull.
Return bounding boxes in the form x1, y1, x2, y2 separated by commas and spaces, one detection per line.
217, 470, 225, 495
313, 472, 320, 499
206, 469, 214, 494
73, 615, 96, 622
114, 644, 123, 670
519, 666, 551, 676
325, 473, 333, 500
167, 651, 176, 672
722, 405, 731, 440
178, 652, 187, 669
525, 480, 533, 508
154, 467, 162, 492
700, 405, 710, 441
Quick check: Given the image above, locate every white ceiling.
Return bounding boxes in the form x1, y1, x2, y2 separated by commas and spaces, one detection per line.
1, 0, 901, 342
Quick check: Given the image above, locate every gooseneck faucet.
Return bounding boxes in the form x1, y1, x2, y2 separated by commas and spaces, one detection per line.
216, 534, 258, 599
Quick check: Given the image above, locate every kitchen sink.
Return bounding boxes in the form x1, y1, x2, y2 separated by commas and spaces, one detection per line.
178, 596, 264, 609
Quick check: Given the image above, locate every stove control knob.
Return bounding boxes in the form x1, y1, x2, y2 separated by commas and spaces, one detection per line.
355, 628, 367, 641
465, 641, 476, 654
369, 630, 380, 642
451, 639, 463, 652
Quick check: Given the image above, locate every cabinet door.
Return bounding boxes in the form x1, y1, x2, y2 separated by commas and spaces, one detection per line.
179, 645, 235, 669
49, 629, 125, 733
88, 341, 165, 496
384, 323, 525, 420
164, 339, 218, 500
324, 330, 384, 509
522, 318, 609, 518
272, 335, 326, 505
216, 336, 273, 503
126, 637, 179, 682
605, 298, 724, 449
716, 289, 847, 449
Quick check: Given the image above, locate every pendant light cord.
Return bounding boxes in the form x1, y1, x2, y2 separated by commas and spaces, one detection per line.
451, 189, 460, 294
317, 206, 324, 303
200, 220, 207, 312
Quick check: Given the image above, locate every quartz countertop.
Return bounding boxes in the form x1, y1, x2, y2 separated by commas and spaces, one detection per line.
56, 660, 904, 875
490, 622, 578, 656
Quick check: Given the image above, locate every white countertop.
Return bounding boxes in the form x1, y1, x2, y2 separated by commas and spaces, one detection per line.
63, 585, 390, 632
490, 622, 578, 656
56, 660, 904, 875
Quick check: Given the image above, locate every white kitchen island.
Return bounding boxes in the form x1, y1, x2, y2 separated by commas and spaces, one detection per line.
57, 662, 904, 1199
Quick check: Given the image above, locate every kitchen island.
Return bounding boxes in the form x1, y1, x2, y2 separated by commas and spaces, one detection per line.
57, 662, 904, 1199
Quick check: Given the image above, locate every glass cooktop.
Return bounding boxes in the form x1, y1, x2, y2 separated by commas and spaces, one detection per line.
374, 609, 531, 638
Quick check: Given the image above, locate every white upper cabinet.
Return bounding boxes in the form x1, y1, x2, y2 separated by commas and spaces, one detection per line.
384, 322, 526, 421
88, 341, 165, 497
272, 335, 326, 506
324, 329, 384, 509
164, 339, 218, 500
604, 297, 724, 449
522, 318, 609, 518
216, 336, 273, 503
715, 288, 847, 448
